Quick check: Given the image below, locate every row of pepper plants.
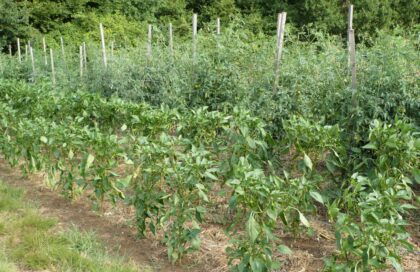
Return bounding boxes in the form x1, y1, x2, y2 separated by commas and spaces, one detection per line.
0, 79, 418, 271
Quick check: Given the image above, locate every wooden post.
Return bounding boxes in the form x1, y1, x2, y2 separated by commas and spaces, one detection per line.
147, 24, 152, 58
216, 17, 221, 35
28, 41, 31, 64
25, 44, 28, 60
79, 45, 83, 78
273, 12, 287, 93
8, 45, 12, 56
348, 5, 356, 89
169, 23, 174, 54
83, 42, 87, 70
60, 36, 66, 66
192, 13, 198, 61
50, 48, 56, 86
111, 41, 114, 59
348, 5, 353, 34
60, 37, 66, 59
42, 37, 48, 66
349, 29, 356, 90
29, 46, 36, 75
99, 23, 107, 67
17, 38, 22, 63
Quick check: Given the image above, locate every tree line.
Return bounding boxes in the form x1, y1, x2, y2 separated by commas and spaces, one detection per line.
1, 0, 419, 50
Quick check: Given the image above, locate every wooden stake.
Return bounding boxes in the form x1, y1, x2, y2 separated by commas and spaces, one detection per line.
83, 42, 87, 70
169, 23, 174, 54
79, 45, 83, 78
147, 24, 152, 58
192, 14, 198, 60
8, 44, 12, 56
348, 5, 354, 32
349, 29, 356, 90
42, 37, 48, 66
111, 41, 114, 59
273, 12, 287, 93
99, 23, 107, 67
347, 5, 353, 67
216, 17, 221, 35
29, 46, 36, 75
60, 36, 66, 67
25, 44, 28, 60
347, 5, 356, 90
50, 48, 56, 86
17, 38, 21, 63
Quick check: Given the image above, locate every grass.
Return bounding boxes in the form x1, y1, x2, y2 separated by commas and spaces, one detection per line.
0, 180, 149, 272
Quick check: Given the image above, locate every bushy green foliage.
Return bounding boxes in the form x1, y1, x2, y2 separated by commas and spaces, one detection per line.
1, 0, 419, 51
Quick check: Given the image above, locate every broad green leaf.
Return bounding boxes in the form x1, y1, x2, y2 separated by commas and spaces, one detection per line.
249, 257, 264, 272
303, 153, 313, 171
204, 171, 218, 181
246, 213, 260, 243
388, 257, 403, 272
121, 124, 127, 131
299, 212, 310, 227
40, 136, 48, 144
310, 191, 324, 204
362, 143, 377, 150
85, 154, 95, 171
267, 208, 277, 221
278, 244, 293, 255
198, 189, 209, 202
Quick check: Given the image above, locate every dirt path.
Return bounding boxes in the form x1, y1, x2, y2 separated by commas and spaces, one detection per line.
0, 158, 193, 272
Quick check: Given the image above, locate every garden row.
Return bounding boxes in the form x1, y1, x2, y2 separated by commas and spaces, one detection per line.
0, 79, 418, 271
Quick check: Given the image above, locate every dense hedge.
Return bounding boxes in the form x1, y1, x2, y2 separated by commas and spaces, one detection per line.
1, 0, 419, 50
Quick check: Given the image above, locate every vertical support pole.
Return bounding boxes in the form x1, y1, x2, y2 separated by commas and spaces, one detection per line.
8, 45, 12, 56
83, 42, 87, 70
17, 38, 22, 63
169, 23, 174, 55
147, 24, 152, 58
79, 45, 83, 79
60, 36, 66, 67
99, 23, 107, 67
192, 13, 198, 61
273, 12, 287, 93
348, 5, 353, 38
25, 44, 28, 60
349, 29, 356, 90
42, 37, 48, 66
111, 41, 114, 59
29, 46, 36, 76
216, 17, 221, 35
50, 48, 56, 86
348, 5, 356, 90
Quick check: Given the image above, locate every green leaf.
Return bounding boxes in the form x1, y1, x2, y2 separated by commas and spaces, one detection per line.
266, 208, 277, 221
121, 124, 127, 131
388, 257, 403, 272
310, 191, 324, 204
362, 143, 377, 150
85, 154, 95, 171
246, 213, 260, 243
250, 257, 265, 272
412, 168, 420, 184
204, 171, 218, 181
303, 153, 313, 171
299, 212, 310, 227
40, 136, 48, 144
278, 244, 293, 255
